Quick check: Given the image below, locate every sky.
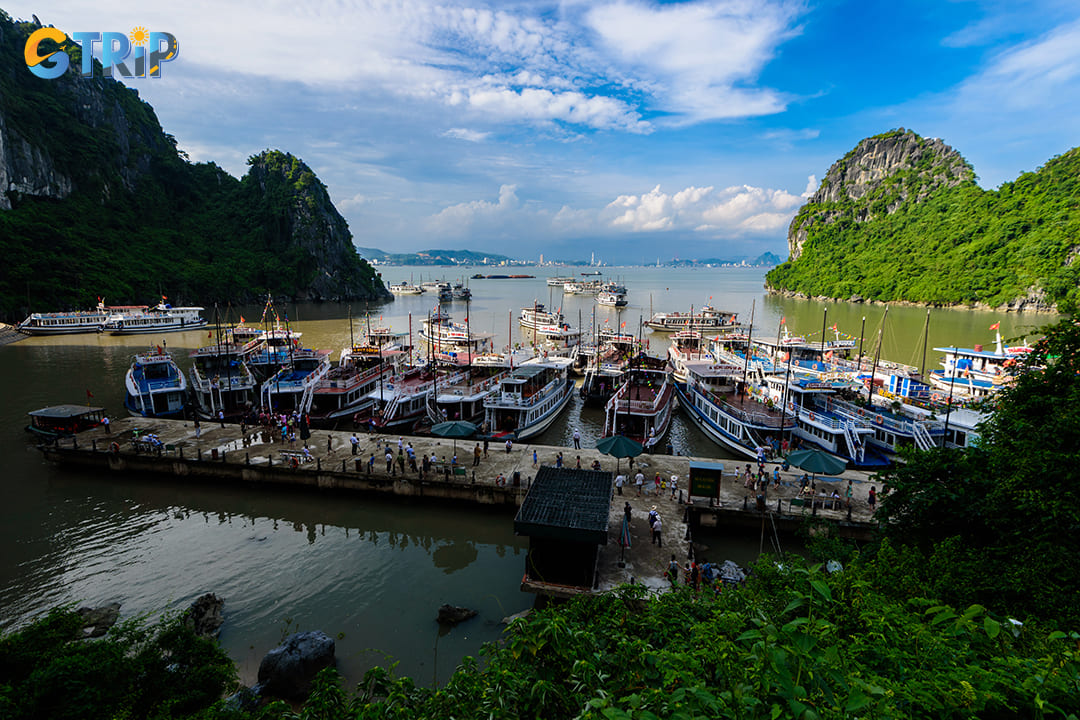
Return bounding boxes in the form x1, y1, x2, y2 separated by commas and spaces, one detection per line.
8, 0, 1080, 263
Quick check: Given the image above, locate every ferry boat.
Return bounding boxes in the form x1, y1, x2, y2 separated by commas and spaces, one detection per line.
483, 356, 575, 440
423, 351, 531, 425
597, 290, 628, 307
927, 331, 1033, 400
259, 348, 333, 413
247, 327, 304, 380
645, 305, 740, 333
519, 304, 582, 347
547, 276, 576, 287
602, 365, 675, 450
563, 280, 604, 295
309, 332, 407, 426
16, 300, 145, 336
674, 358, 794, 461
359, 365, 443, 432
450, 282, 472, 300
189, 339, 259, 420
763, 373, 890, 468
389, 282, 424, 295
420, 314, 495, 355
124, 347, 188, 418
102, 302, 207, 335
26, 405, 106, 438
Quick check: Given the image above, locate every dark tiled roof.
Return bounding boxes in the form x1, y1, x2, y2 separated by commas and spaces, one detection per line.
514, 466, 611, 544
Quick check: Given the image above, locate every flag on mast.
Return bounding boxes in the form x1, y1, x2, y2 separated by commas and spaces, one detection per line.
989, 322, 1000, 330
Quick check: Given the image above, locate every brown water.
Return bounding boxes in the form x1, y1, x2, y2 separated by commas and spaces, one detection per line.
2, 266, 1054, 686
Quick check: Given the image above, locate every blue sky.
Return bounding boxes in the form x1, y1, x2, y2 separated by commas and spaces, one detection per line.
9, 0, 1080, 262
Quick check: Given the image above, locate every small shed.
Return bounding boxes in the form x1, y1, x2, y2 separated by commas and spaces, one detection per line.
514, 466, 611, 593
688, 461, 725, 501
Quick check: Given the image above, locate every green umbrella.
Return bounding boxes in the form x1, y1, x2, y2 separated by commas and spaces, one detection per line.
431, 420, 478, 455
596, 435, 644, 474
786, 448, 847, 476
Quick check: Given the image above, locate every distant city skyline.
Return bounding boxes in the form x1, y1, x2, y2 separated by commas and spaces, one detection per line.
11, 1, 1080, 262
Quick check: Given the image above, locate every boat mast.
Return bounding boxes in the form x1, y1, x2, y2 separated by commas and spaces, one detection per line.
820, 307, 828, 359
919, 308, 931, 379
868, 306, 888, 404
741, 300, 755, 391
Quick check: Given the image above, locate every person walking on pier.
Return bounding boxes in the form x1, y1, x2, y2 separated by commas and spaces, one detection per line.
385, 449, 394, 475
505, 439, 513, 454
102, 416, 110, 434
397, 449, 406, 475
327, 435, 333, 453
473, 443, 482, 467
573, 429, 581, 449
651, 514, 663, 546
624, 502, 632, 527
218, 410, 225, 428
669, 474, 678, 501
533, 449, 538, 467
483, 438, 489, 458
868, 486, 877, 512
351, 434, 359, 455
614, 473, 625, 495
635, 471, 644, 496
194, 418, 201, 439
368, 453, 375, 476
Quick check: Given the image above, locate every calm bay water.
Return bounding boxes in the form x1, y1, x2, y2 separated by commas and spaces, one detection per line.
1, 265, 1055, 686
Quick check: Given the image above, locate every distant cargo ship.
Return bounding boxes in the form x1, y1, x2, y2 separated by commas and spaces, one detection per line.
471, 274, 536, 279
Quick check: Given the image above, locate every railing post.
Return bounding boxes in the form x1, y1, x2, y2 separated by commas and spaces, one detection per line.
198, 448, 202, 461
268, 454, 272, 466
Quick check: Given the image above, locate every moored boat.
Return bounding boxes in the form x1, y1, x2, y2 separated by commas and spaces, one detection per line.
26, 405, 106, 438
188, 338, 259, 421
124, 347, 187, 418
389, 282, 424, 295
602, 364, 675, 450
17, 300, 144, 336
927, 331, 1033, 400
483, 356, 575, 440
103, 301, 207, 335
646, 305, 740, 333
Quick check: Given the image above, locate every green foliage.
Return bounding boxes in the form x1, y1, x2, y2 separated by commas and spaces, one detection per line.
873, 315, 1080, 624
0, 608, 238, 720
0, 16, 384, 319
233, 564, 1080, 719
767, 137, 1080, 311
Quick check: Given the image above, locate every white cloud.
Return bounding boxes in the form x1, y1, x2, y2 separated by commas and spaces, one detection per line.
432, 177, 810, 241
441, 128, 491, 142
10, 0, 801, 132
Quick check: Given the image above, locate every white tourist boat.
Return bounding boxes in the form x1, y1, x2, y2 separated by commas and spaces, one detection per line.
17, 299, 144, 336
188, 338, 259, 420
259, 348, 333, 414
483, 356, 575, 440
646, 305, 740, 333
102, 301, 207, 335
309, 327, 408, 426
597, 289, 628, 307
928, 330, 1033, 400
547, 275, 576, 286
602, 365, 675, 449
519, 303, 582, 347
389, 282, 424, 295
124, 347, 187, 419
674, 358, 794, 461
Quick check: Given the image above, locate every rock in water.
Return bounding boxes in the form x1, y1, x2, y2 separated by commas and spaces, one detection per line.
256, 631, 336, 701
76, 603, 121, 638
437, 604, 478, 626
186, 593, 224, 638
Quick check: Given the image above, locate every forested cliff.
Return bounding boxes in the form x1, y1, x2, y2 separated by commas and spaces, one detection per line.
766, 129, 1080, 312
0, 12, 389, 319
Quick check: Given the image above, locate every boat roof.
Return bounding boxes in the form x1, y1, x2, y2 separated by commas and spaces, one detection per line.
934, 346, 1025, 359
28, 404, 105, 418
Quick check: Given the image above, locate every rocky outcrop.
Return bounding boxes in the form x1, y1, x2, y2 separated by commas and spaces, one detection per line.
244, 151, 391, 302
437, 604, 478, 626
76, 602, 121, 638
787, 129, 975, 261
255, 631, 336, 701
185, 593, 225, 638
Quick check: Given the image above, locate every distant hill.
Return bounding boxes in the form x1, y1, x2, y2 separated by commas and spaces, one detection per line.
665, 253, 783, 267
765, 129, 1080, 311
0, 12, 389, 319
357, 248, 520, 265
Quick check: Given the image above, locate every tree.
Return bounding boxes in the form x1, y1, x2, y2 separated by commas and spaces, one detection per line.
874, 315, 1080, 623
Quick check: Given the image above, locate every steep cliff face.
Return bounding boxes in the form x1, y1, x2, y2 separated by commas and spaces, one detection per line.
244, 151, 389, 301
0, 11, 388, 315
787, 129, 975, 261
765, 131, 1080, 312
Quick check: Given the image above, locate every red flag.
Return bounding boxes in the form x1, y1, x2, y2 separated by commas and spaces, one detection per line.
208, 330, 213, 338
239, 315, 246, 323
830, 323, 838, 331
989, 322, 1000, 330
86, 389, 94, 399
780, 317, 786, 325
620, 321, 626, 328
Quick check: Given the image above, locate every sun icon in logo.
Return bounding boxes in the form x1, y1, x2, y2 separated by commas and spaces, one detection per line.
129, 26, 149, 46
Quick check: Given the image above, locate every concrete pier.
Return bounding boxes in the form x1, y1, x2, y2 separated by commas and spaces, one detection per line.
39, 417, 881, 593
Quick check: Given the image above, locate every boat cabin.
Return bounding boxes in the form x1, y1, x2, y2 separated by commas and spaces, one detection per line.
27, 405, 106, 438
